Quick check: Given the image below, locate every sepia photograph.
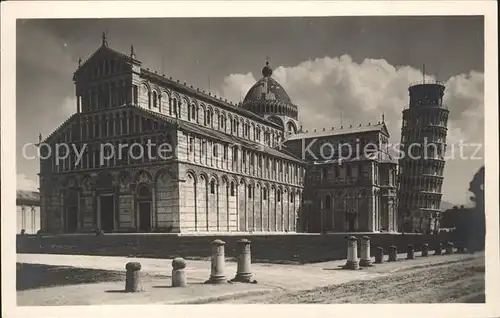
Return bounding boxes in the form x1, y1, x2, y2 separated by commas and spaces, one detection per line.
1, 1, 498, 317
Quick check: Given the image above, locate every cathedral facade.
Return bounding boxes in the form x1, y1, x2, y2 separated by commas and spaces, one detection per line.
39, 37, 304, 234
38, 36, 397, 234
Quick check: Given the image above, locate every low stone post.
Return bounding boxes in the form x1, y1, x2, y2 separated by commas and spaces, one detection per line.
388, 245, 397, 262
445, 241, 454, 254
206, 239, 227, 284
36, 230, 44, 248
406, 244, 415, 260
434, 242, 442, 255
171, 257, 187, 287
374, 246, 384, 264
125, 262, 142, 292
421, 243, 429, 257
359, 236, 373, 266
232, 239, 253, 282
344, 236, 360, 270
457, 242, 466, 253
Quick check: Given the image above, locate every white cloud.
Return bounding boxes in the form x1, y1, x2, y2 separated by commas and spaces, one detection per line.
218, 55, 483, 144
17, 173, 39, 191
217, 55, 484, 204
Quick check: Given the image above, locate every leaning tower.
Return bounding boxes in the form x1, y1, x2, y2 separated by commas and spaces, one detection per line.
397, 81, 449, 233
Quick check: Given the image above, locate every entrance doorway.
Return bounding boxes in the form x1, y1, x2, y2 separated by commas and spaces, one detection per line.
100, 195, 115, 232
139, 202, 151, 231
346, 212, 356, 232
66, 207, 78, 232
65, 190, 78, 232
136, 184, 152, 232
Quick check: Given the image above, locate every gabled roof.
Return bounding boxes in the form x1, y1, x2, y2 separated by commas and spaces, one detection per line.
41, 113, 79, 144
285, 122, 390, 141
73, 43, 140, 78
137, 106, 305, 164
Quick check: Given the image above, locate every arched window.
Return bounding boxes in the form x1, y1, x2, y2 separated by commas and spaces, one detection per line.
210, 180, 216, 194
173, 99, 177, 116
233, 118, 238, 133
230, 182, 235, 196
152, 91, 157, 108
263, 188, 268, 200
220, 114, 225, 130
206, 109, 212, 126
191, 104, 196, 120
167, 95, 172, 115
277, 190, 281, 202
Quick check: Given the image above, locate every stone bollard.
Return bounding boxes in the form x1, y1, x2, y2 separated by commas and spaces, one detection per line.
36, 230, 44, 248
421, 243, 429, 257
457, 243, 466, 253
359, 236, 373, 266
388, 245, 397, 262
445, 241, 454, 254
125, 262, 142, 292
434, 242, 442, 255
344, 236, 360, 270
171, 257, 187, 287
232, 239, 253, 282
406, 244, 415, 260
374, 246, 384, 264
206, 239, 227, 284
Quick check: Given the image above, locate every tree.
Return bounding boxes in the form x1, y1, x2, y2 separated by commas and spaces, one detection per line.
469, 166, 485, 211
467, 166, 485, 252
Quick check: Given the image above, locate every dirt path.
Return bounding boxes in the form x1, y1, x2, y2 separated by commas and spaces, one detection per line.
213, 257, 485, 304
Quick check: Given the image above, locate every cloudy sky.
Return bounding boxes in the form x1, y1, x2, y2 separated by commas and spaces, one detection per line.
16, 17, 484, 205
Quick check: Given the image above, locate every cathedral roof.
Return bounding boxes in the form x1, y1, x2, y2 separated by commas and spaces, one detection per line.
285, 122, 390, 141
311, 150, 397, 165
137, 106, 304, 164
243, 62, 292, 104
42, 105, 304, 164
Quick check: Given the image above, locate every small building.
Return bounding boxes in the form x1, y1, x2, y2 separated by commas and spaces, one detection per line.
16, 190, 41, 234
284, 122, 399, 233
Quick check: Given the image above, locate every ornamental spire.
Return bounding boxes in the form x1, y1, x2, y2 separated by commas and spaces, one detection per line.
262, 56, 273, 77
102, 31, 108, 47
130, 44, 136, 59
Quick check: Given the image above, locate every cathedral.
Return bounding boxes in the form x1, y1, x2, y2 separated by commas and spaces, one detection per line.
38, 35, 398, 234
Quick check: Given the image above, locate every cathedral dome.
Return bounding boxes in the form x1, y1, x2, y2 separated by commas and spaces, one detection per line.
241, 61, 299, 130
243, 77, 292, 104
243, 62, 292, 104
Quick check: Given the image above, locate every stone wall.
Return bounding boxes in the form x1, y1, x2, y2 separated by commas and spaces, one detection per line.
17, 232, 452, 264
